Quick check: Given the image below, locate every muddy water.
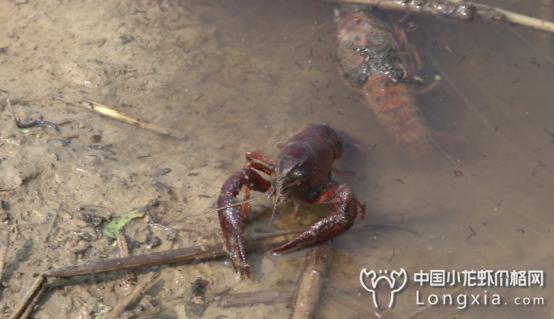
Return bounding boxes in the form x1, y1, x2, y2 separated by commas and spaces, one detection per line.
0, 0, 552, 318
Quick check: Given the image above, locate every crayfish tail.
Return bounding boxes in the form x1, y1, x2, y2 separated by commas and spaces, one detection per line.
362, 76, 433, 152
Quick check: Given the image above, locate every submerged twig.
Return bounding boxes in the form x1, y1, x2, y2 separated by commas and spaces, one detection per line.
8, 274, 47, 319
290, 244, 332, 319
6, 98, 60, 133
104, 272, 161, 319
52, 95, 184, 139
0, 231, 8, 282
327, 0, 554, 33
117, 234, 138, 282
218, 289, 294, 308
46, 232, 299, 278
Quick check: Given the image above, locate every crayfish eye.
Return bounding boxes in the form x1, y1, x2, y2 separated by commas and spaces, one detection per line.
290, 168, 305, 179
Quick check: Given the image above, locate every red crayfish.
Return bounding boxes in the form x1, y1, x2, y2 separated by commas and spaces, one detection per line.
336, 4, 433, 150
217, 124, 365, 278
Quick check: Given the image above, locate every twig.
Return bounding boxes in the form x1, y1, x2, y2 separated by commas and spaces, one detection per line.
290, 244, 332, 319
52, 95, 184, 140
117, 234, 137, 282
19, 284, 47, 319
218, 289, 294, 308
45, 221, 412, 279
134, 313, 177, 319
539, 0, 552, 44
44, 211, 59, 245
46, 232, 299, 278
104, 272, 161, 319
8, 274, 47, 319
118, 234, 131, 257
0, 231, 8, 282
327, 0, 554, 34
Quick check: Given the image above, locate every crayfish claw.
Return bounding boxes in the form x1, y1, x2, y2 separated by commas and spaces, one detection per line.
217, 167, 272, 278
272, 184, 363, 253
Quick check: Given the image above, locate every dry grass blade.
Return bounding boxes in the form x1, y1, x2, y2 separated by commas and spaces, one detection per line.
53, 95, 184, 139
81, 99, 183, 139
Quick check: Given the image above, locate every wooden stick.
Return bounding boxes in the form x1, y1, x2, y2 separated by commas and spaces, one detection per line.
491, 6, 554, 33
8, 274, 47, 319
18, 283, 47, 319
290, 244, 332, 319
0, 231, 8, 281
117, 234, 138, 282
327, 0, 554, 34
45, 222, 412, 278
46, 232, 298, 278
104, 272, 161, 319
539, 0, 552, 44
219, 289, 294, 308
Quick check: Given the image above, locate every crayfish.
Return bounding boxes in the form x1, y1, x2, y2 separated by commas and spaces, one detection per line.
336, 4, 433, 150
217, 124, 365, 278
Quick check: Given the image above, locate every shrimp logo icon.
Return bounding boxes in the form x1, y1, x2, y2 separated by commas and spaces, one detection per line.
359, 268, 408, 309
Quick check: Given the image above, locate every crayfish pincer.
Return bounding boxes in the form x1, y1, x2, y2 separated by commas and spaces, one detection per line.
217, 124, 365, 278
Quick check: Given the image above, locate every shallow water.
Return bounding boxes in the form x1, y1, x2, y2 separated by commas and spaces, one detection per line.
0, 0, 553, 318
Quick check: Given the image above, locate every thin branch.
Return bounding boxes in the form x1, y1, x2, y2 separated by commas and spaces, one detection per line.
8, 275, 47, 319
327, 0, 554, 33
104, 272, 161, 319
218, 289, 294, 308
0, 231, 8, 282
46, 232, 299, 278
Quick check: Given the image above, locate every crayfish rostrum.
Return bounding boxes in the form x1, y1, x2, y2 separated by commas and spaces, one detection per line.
217, 124, 365, 278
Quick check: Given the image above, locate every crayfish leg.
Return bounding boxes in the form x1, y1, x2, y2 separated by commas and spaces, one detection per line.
239, 151, 274, 219
241, 186, 251, 219
245, 151, 275, 175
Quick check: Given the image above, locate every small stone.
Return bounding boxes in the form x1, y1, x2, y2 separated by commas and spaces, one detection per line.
89, 134, 102, 143
120, 34, 135, 44
191, 277, 209, 297
145, 235, 162, 249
